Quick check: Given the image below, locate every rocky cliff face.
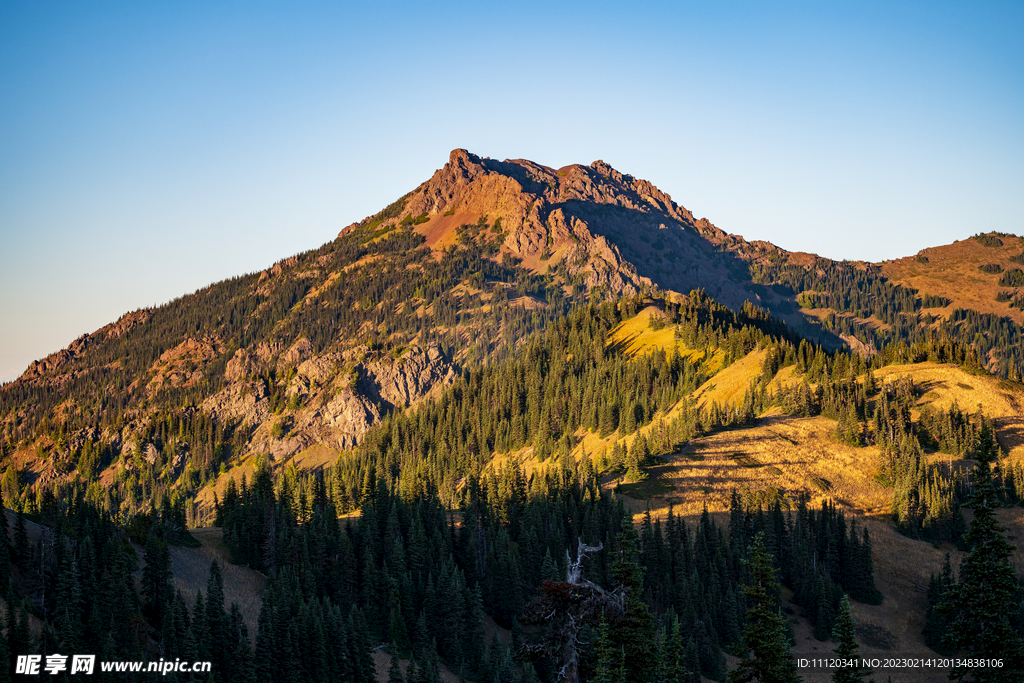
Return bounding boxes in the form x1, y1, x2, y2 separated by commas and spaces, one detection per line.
363, 149, 794, 312
359, 344, 459, 411
201, 343, 458, 461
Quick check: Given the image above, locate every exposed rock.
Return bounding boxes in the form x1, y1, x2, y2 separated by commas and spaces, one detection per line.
224, 348, 258, 383
255, 340, 283, 363
147, 337, 226, 394
280, 338, 313, 368
360, 344, 459, 410
21, 333, 94, 381
311, 389, 382, 451
101, 310, 150, 341
201, 382, 270, 428
297, 353, 342, 386
398, 150, 656, 297
270, 256, 298, 276
267, 435, 309, 461
342, 345, 369, 362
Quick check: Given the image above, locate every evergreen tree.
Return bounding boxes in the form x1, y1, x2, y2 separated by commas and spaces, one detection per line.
923, 555, 955, 653
13, 511, 27, 569
831, 596, 871, 683
387, 655, 404, 683
594, 616, 616, 683
610, 517, 656, 680
729, 533, 801, 683
206, 560, 229, 680
939, 424, 1024, 682
142, 536, 172, 628
0, 624, 9, 683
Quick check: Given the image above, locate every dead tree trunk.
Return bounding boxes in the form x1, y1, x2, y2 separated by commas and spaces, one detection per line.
521, 538, 624, 683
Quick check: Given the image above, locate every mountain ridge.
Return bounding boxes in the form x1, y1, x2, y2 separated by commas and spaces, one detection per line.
2, 148, 1023, 522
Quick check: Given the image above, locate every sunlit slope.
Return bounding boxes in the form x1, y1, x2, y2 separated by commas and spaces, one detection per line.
650, 415, 889, 516
578, 309, 1024, 518
606, 305, 703, 360
693, 348, 770, 410
873, 361, 1024, 460
882, 233, 1024, 325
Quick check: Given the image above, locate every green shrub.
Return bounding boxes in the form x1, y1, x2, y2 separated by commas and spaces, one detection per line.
973, 233, 1004, 248
999, 268, 1024, 287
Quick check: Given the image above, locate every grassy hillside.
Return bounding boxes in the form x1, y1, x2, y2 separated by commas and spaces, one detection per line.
883, 232, 1024, 324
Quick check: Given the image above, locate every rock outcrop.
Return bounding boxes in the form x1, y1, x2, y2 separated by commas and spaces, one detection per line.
359, 344, 459, 411
201, 381, 271, 429
366, 149, 796, 310
200, 343, 456, 461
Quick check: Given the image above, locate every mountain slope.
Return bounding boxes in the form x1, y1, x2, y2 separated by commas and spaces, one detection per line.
882, 232, 1024, 324
361, 149, 1024, 375
2, 148, 1023, 522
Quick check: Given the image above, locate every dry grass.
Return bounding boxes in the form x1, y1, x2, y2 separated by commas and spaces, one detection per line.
770, 365, 802, 392
875, 362, 1024, 461
693, 348, 769, 410
609, 415, 890, 517
290, 443, 341, 470
882, 234, 1024, 324
167, 528, 266, 636
607, 306, 707, 363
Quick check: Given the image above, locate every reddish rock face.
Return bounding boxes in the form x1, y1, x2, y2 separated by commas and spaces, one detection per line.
375, 149, 792, 313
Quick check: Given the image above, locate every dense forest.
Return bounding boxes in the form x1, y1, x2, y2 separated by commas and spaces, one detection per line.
1, 449, 882, 683
2, 289, 1023, 680
750, 247, 1024, 379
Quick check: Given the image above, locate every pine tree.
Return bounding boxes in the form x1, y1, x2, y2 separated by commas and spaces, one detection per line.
0, 506, 10, 594
594, 616, 616, 683
520, 663, 542, 683
254, 593, 275, 682
0, 624, 10, 683
54, 552, 83, 652
142, 536, 172, 627
624, 443, 645, 483
206, 559, 229, 678
13, 510, 28, 568
728, 533, 801, 683
610, 517, 656, 680
939, 424, 1024, 682
831, 596, 871, 683
923, 555, 955, 653
387, 655, 405, 683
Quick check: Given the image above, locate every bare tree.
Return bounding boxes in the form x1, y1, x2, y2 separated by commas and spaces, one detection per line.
520, 538, 625, 683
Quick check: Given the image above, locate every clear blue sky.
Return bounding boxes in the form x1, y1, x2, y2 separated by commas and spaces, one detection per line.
2, 1, 1022, 383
